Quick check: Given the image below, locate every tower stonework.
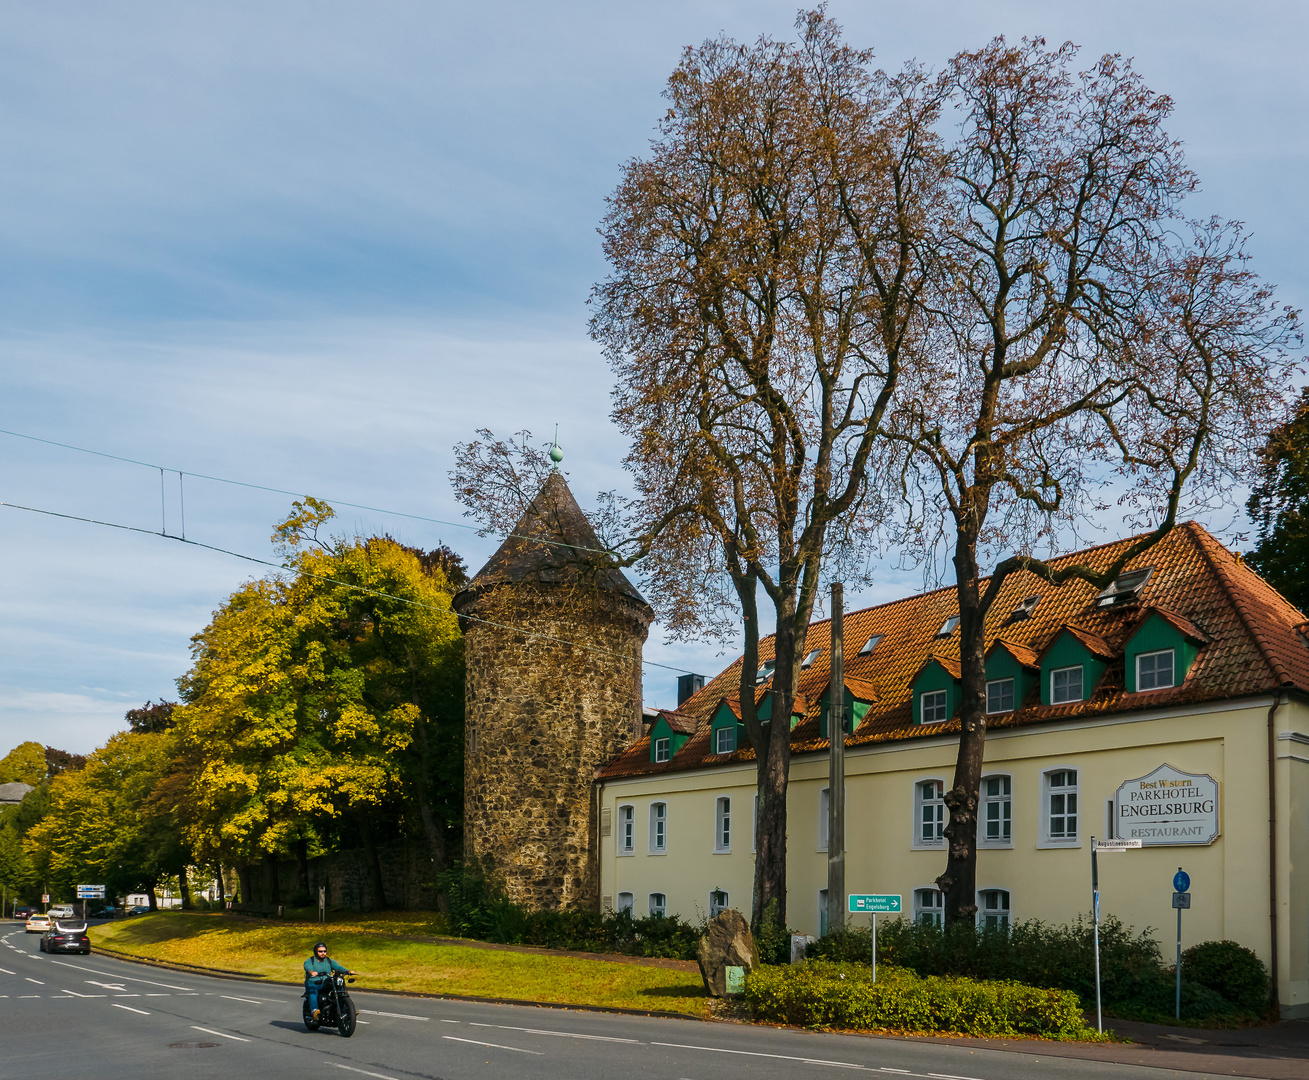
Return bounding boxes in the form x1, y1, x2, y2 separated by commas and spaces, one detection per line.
453, 472, 652, 911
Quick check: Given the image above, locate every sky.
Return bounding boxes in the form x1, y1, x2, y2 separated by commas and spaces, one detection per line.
0, 1, 1304, 754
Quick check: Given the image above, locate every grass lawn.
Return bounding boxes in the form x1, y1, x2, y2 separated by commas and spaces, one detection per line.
90, 913, 709, 1017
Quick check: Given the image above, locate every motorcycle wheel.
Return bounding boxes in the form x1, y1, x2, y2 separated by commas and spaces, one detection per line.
335, 997, 357, 1038
302, 997, 322, 1032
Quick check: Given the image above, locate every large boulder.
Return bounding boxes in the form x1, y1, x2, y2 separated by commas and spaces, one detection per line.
696, 909, 755, 996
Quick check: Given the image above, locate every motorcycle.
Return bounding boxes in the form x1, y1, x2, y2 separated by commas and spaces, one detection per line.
302, 971, 358, 1037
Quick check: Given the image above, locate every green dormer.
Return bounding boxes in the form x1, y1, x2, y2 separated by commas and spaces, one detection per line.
819, 678, 877, 738
708, 697, 744, 755
910, 655, 961, 726
1038, 625, 1114, 705
648, 709, 695, 763
1124, 608, 1208, 693
983, 640, 1040, 715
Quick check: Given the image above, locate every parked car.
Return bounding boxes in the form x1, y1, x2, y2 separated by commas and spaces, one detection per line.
88, 904, 116, 918
24, 913, 51, 934
48, 904, 75, 919
12, 904, 36, 920
125, 905, 150, 916
40, 921, 90, 955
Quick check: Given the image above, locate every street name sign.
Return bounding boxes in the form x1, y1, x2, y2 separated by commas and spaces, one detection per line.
1093, 839, 1142, 853
848, 894, 902, 914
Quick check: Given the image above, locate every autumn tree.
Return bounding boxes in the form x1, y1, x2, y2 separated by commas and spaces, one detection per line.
0, 742, 47, 785
884, 39, 1301, 922
1247, 387, 1309, 612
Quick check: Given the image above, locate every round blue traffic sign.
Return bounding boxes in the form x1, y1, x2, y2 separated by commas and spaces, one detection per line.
1173, 869, 1190, 893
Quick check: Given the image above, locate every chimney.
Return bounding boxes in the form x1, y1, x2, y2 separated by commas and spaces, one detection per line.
677, 673, 706, 706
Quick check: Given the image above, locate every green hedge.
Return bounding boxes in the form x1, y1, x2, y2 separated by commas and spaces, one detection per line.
745, 961, 1100, 1039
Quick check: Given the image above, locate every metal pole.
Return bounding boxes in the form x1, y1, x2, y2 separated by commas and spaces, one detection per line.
1091, 838, 1102, 1034
827, 582, 845, 937
871, 912, 877, 983
1175, 870, 1183, 1020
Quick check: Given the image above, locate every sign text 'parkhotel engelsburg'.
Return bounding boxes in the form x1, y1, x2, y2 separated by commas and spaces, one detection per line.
1114, 763, 1220, 845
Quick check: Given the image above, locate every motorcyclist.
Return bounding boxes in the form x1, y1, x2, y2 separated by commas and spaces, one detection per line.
303, 941, 356, 1020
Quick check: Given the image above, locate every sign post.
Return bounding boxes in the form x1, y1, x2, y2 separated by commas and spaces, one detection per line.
1090, 838, 1140, 1033
1172, 868, 1190, 1019
848, 894, 902, 983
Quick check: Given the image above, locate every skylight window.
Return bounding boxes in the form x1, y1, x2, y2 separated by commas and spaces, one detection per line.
936, 616, 960, 637
755, 659, 776, 684
801, 649, 821, 669
858, 633, 883, 656
1011, 595, 1040, 620
1096, 568, 1153, 608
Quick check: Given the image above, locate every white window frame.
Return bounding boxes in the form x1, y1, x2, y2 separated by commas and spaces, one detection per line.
980, 773, 1012, 847
648, 892, 666, 917
818, 786, 830, 852
920, 689, 948, 725
709, 889, 730, 918
617, 803, 635, 855
1136, 648, 1175, 691
714, 795, 732, 853
912, 778, 947, 849
985, 677, 1015, 714
1040, 767, 1080, 847
653, 736, 670, 762
977, 888, 1011, 931
715, 725, 736, 755
913, 886, 944, 927
617, 891, 634, 914
1050, 665, 1083, 704
649, 801, 667, 854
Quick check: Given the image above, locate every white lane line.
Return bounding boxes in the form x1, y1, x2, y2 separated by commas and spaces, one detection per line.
145, 993, 170, 997
438, 1019, 459, 1024
651, 1042, 870, 1071
928, 1075, 985, 1080
220, 994, 264, 1005
114, 994, 141, 998
332, 1064, 400, 1080
111, 1003, 151, 1015
442, 1035, 543, 1056
492, 1024, 639, 1044
192, 1026, 250, 1042
25, 978, 44, 984
0, 966, 14, 974
19, 994, 40, 998
47, 959, 194, 991
59, 989, 105, 997
358, 1009, 429, 1021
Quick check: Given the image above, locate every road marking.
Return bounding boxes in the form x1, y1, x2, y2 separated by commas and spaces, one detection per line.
0, 966, 14, 974
332, 1064, 400, 1080
114, 994, 141, 997
492, 1024, 639, 1044
111, 1003, 151, 1015
438, 1019, 459, 1024
928, 1075, 984, 1080
19, 994, 40, 998
86, 980, 129, 991
59, 989, 104, 997
47, 959, 194, 991
220, 994, 264, 1005
146, 993, 170, 997
358, 1009, 429, 1021
652, 1042, 870, 1071
25, 978, 43, 984
442, 1035, 543, 1056
192, 1026, 249, 1042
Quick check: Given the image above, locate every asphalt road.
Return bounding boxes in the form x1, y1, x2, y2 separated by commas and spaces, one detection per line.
0, 925, 1245, 1080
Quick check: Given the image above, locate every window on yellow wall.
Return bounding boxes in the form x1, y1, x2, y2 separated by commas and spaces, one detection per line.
649, 892, 666, 916
617, 804, 635, 854
914, 888, 943, 927
650, 802, 667, 853
981, 775, 1012, 844
714, 796, 732, 852
914, 779, 946, 847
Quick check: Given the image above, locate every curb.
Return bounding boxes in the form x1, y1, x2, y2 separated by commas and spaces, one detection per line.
90, 944, 710, 1022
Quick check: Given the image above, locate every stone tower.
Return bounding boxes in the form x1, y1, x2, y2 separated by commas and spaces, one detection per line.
453, 470, 653, 910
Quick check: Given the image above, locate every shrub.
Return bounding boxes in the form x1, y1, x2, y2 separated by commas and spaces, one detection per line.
745, 960, 1099, 1039
753, 900, 795, 966
1182, 940, 1270, 1015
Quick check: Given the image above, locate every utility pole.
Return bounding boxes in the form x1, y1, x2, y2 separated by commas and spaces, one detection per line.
826, 582, 845, 937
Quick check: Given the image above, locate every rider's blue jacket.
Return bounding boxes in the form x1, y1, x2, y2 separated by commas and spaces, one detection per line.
304, 955, 349, 984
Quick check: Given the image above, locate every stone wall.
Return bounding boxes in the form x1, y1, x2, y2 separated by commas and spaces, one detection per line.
461, 582, 647, 911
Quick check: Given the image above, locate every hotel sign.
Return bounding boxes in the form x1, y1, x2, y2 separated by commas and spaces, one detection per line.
1115, 764, 1219, 846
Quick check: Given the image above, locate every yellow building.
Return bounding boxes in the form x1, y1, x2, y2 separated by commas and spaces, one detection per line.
595, 524, 1309, 1018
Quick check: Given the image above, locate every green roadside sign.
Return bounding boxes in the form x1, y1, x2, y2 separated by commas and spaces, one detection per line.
848, 893, 901, 913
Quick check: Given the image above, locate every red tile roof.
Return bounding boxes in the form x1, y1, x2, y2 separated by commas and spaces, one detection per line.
599, 522, 1309, 782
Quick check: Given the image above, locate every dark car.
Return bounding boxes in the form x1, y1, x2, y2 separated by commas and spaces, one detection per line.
12, 904, 36, 920
125, 905, 150, 916
40, 921, 90, 954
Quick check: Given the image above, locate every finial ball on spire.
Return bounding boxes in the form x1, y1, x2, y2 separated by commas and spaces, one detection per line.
550, 425, 564, 469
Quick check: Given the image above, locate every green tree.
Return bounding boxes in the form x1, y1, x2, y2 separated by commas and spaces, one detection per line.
1247, 387, 1309, 613
0, 742, 47, 785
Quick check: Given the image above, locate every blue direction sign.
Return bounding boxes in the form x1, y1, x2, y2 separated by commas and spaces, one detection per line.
1173, 870, 1190, 893
848, 894, 902, 914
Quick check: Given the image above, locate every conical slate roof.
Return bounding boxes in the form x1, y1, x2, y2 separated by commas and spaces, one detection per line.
454, 472, 651, 613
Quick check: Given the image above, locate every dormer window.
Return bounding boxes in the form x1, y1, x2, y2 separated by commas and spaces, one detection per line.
755, 659, 776, 684
801, 648, 821, 668
1096, 568, 1153, 607
936, 616, 960, 637
858, 633, 882, 656
1011, 595, 1040, 620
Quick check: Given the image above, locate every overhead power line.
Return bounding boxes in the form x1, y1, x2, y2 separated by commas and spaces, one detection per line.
0, 498, 689, 676
0, 426, 618, 559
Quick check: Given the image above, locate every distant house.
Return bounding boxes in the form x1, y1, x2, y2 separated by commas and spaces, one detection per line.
0, 782, 33, 806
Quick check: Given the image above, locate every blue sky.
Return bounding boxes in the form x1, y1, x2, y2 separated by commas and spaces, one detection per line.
1, 1, 1304, 753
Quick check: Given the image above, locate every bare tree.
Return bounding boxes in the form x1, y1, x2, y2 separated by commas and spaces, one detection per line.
887, 38, 1302, 923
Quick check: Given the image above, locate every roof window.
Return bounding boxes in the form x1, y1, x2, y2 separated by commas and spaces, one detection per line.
801, 648, 821, 668
755, 659, 776, 684
1095, 568, 1153, 608
858, 633, 883, 656
936, 615, 960, 637
1010, 595, 1040, 620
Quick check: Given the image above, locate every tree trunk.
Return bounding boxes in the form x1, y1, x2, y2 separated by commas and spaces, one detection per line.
410, 711, 448, 871
146, 879, 158, 911
266, 853, 282, 906
237, 863, 252, 905
360, 825, 388, 911
295, 838, 311, 898
937, 540, 986, 924
179, 873, 191, 911
751, 615, 797, 932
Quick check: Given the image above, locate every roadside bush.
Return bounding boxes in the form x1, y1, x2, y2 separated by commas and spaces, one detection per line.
745, 960, 1099, 1039
1182, 940, 1270, 1015
753, 900, 795, 965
